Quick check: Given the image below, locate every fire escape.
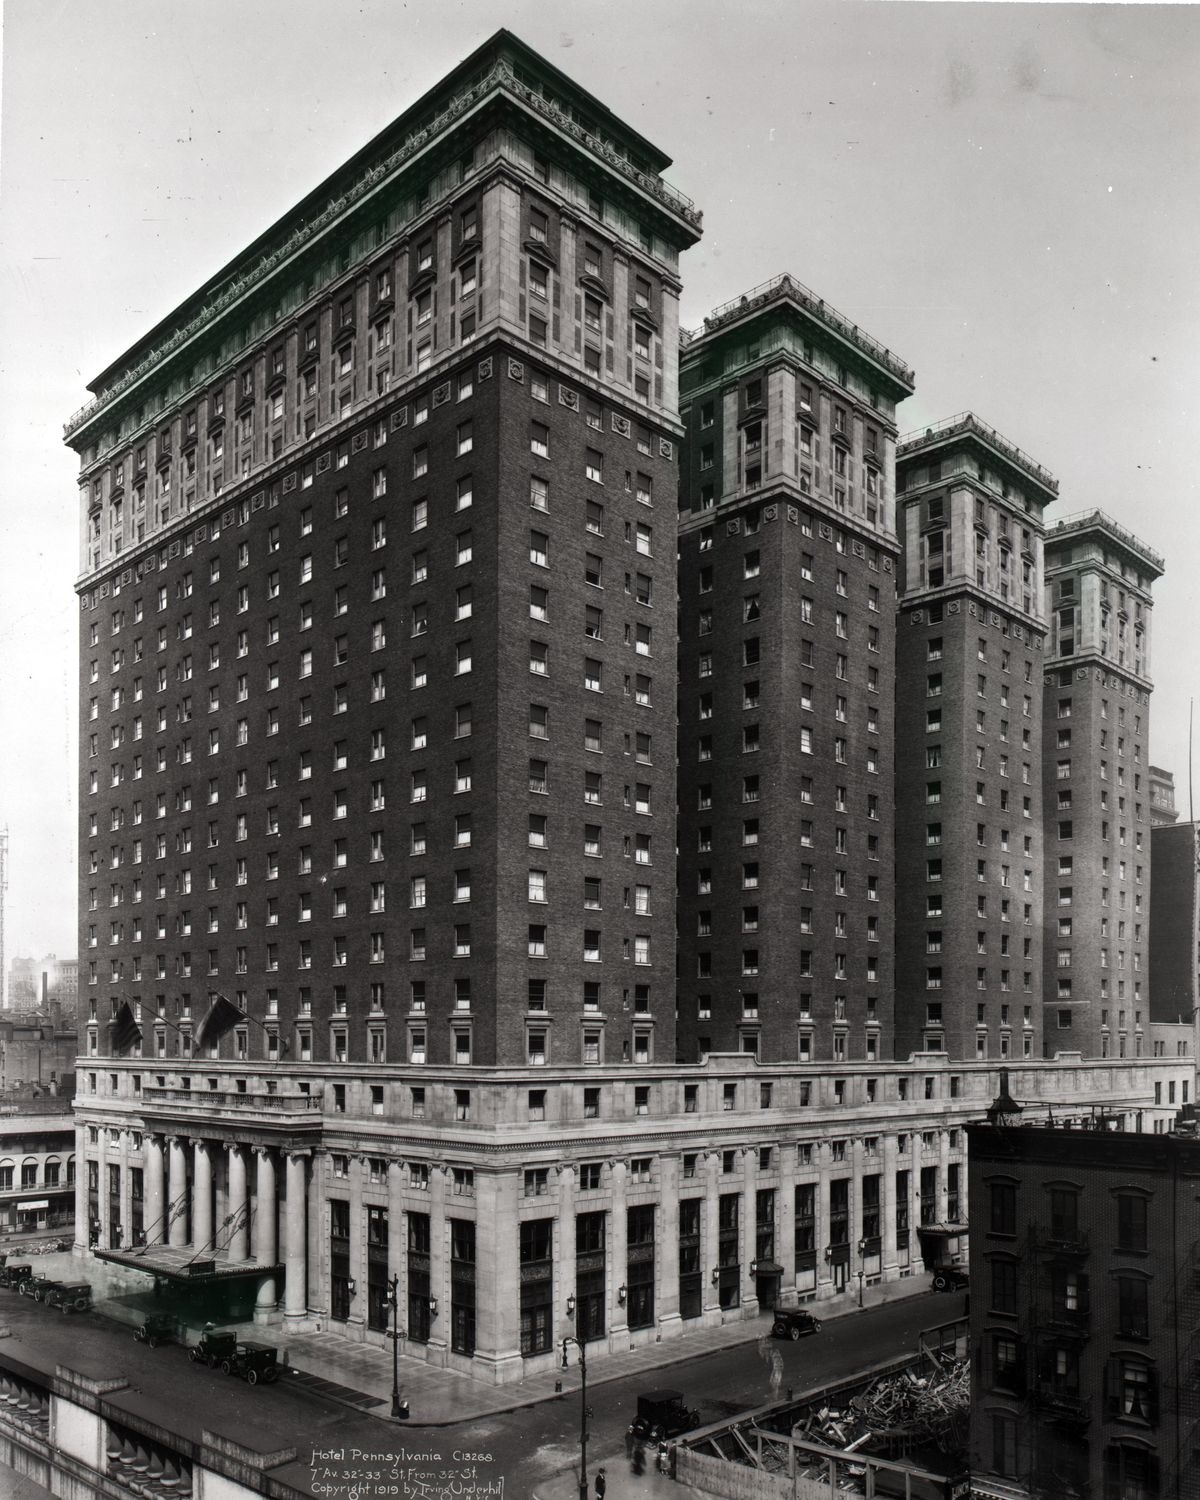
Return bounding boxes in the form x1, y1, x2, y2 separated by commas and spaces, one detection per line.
1026, 1221, 1092, 1500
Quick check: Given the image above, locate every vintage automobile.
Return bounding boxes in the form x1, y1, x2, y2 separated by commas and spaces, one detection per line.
0, 1263, 32, 1290
189, 1329, 239, 1368
20, 1275, 65, 1303
932, 1264, 970, 1293
629, 1389, 701, 1442
220, 1342, 279, 1386
134, 1313, 177, 1347
770, 1307, 823, 1340
44, 1283, 92, 1314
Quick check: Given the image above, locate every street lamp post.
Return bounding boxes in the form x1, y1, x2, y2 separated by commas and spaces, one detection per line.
386, 1274, 408, 1420
857, 1238, 867, 1308
561, 1336, 589, 1500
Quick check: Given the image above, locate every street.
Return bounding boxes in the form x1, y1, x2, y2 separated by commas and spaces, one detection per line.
0, 1283, 964, 1496
424, 1289, 967, 1492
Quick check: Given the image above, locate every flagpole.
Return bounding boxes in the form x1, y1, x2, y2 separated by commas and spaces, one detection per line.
206, 992, 290, 1061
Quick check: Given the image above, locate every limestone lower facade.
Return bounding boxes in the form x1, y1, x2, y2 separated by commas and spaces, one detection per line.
73, 1051, 1193, 1384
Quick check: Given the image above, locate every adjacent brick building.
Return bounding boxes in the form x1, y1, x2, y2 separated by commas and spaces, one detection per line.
969, 1113, 1200, 1500
1150, 820, 1200, 1026
675, 275, 914, 1064
1041, 513, 1163, 1059
895, 416, 1057, 1062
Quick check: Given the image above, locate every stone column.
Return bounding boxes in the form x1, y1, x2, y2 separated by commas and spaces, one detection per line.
815, 1154, 831, 1295
938, 1131, 951, 1222
118, 1134, 134, 1249
284, 1152, 308, 1322
472, 1167, 523, 1383
227, 1144, 248, 1262
387, 1161, 404, 1291
254, 1148, 278, 1316
422, 1165, 449, 1363
741, 1146, 759, 1318
882, 1136, 899, 1279
74, 1125, 89, 1249
96, 1137, 111, 1249
702, 1151, 722, 1324
778, 1144, 797, 1302
168, 1136, 188, 1248
555, 1165, 576, 1347
192, 1140, 213, 1253
144, 1135, 165, 1248
608, 1160, 629, 1348
346, 1157, 366, 1332
657, 1155, 682, 1338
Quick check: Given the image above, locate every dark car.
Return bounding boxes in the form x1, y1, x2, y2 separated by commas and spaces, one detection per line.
0, 1263, 31, 1290
630, 1389, 700, 1442
134, 1313, 177, 1347
220, 1341, 279, 1386
21, 1275, 65, 1303
932, 1265, 970, 1292
189, 1329, 238, 1368
771, 1306, 822, 1340
45, 1282, 93, 1314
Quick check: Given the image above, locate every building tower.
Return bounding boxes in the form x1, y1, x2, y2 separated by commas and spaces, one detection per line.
67, 31, 702, 1375
894, 416, 1058, 1062
676, 275, 914, 1063
1149, 764, 1178, 827
1041, 512, 1162, 1058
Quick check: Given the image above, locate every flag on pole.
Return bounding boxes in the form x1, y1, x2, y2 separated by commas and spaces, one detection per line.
195, 992, 243, 1048
108, 1001, 142, 1055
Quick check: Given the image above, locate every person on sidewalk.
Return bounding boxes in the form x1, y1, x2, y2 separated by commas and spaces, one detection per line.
594, 1467, 606, 1498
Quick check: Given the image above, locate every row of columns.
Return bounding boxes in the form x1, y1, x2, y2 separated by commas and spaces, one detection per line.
81, 1130, 310, 1323
80, 1126, 960, 1357
313, 1138, 957, 1372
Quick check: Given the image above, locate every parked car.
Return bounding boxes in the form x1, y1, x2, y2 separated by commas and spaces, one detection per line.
20, 1275, 64, 1303
219, 1342, 279, 1386
44, 1283, 92, 1314
134, 1313, 177, 1348
189, 1329, 238, 1368
932, 1265, 970, 1292
630, 1389, 701, 1442
771, 1307, 823, 1340
0, 1263, 31, 1290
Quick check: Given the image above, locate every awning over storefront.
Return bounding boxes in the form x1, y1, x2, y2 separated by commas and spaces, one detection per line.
17, 1200, 49, 1211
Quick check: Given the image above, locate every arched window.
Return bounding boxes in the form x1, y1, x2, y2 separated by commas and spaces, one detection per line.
20, 1158, 38, 1189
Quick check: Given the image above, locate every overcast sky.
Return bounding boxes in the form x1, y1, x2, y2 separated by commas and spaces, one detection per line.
1, 0, 1198, 960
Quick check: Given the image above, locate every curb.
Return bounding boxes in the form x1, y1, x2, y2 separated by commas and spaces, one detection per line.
286, 1278, 944, 1428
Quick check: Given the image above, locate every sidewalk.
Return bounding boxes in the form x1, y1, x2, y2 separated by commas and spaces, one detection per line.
282, 1272, 934, 1426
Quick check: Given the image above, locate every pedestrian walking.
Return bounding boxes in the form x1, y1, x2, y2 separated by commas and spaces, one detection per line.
624, 1424, 634, 1460
595, 1467, 607, 1499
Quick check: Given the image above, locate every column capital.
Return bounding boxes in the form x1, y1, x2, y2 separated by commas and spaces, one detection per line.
286, 1149, 312, 1165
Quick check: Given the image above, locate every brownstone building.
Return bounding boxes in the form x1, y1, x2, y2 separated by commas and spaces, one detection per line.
894, 416, 1057, 1062
1041, 512, 1162, 1059
675, 275, 914, 1063
969, 1114, 1200, 1500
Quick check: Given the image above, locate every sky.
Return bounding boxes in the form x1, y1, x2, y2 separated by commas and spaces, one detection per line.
1, 0, 1199, 960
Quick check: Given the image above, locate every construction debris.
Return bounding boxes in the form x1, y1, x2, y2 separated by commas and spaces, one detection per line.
790, 1356, 969, 1460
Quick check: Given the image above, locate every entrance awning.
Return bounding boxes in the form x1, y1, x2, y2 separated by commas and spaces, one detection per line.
753, 1260, 784, 1276
94, 1244, 281, 1283
17, 1200, 49, 1211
